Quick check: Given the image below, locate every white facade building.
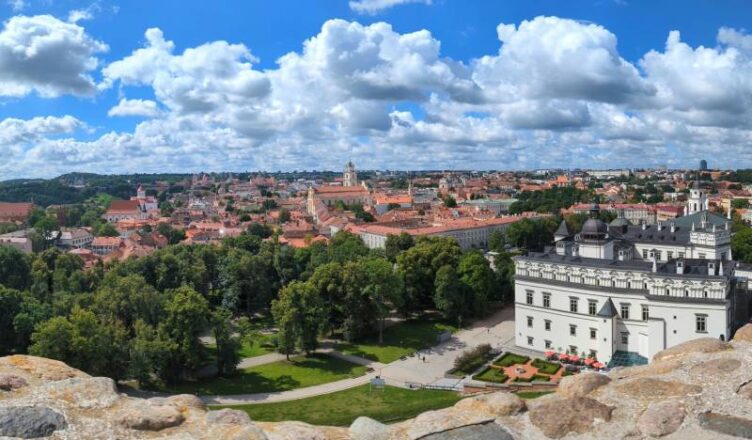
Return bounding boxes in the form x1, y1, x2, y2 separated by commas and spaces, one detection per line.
514, 201, 749, 366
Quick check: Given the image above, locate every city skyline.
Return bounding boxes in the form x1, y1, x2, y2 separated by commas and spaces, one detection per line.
1, 0, 752, 178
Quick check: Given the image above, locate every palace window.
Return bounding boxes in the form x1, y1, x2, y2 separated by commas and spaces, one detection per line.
544, 340, 552, 349
699, 252, 706, 259
642, 249, 648, 259
590, 328, 597, 340
642, 305, 649, 321
620, 304, 630, 320
589, 349, 597, 359
621, 332, 629, 345
570, 324, 577, 336
696, 315, 707, 333
544, 320, 551, 331
526, 290, 533, 305
527, 336, 534, 346
527, 316, 533, 328
543, 293, 551, 308
667, 251, 673, 260
588, 300, 597, 316
569, 345, 578, 355
678, 252, 685, 258
569, 297, 579, 313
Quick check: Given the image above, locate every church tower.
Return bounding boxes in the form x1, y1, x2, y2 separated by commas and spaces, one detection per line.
686, 179, 708, 215
343, 161, 357, 187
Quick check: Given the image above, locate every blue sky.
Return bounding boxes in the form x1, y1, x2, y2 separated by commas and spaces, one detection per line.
1, 0, 751, 178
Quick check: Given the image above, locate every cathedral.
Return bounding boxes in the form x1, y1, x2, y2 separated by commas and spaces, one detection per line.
514, 178, 751, 367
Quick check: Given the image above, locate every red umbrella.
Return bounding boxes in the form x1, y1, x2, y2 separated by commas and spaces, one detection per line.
559, 353, 569, 362
544, 351, 555, 359
569, 355, 580, 363
592, 362, 605, 370
584, 358, 595, 366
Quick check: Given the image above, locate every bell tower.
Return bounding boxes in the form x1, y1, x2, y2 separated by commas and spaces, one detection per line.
343, 161, 357, 187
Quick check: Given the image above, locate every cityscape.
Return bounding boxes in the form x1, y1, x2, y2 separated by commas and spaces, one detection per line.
1, 1, 752, 439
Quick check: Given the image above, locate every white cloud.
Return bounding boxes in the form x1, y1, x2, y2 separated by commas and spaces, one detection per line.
0, 115, 82, 157
7, 0, 25, 12
107, 98, 160, 117
0, 14, 107, 97
349, 0, 431, 14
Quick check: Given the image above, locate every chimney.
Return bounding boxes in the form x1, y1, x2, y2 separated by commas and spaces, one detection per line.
692, 222, 696, 232
670, 222, 676, 233
726, 221, 730, 231
719, 260, 724, 276
676, 259, 684, 275
708, 261, 716, 276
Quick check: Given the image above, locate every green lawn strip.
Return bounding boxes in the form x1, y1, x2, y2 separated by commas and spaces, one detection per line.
473, 367, 509, 384
212, 385, 462, 426
512, 374, 549, 383
531, 359, 561, 375
338, 319, 457, 363
516, 391, 553, 399
157, 354, 367, 395
494, 353, 530, 368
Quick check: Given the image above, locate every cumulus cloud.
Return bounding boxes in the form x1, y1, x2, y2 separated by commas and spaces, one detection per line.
349, 0, 431, 14
108, 98, 160, 117
0, 15, 107, 97
0, 115, 83, 157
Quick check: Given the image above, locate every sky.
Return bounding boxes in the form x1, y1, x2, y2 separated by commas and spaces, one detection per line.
1, 0, 752, 178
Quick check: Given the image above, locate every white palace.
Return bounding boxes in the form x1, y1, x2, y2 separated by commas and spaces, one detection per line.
514, 180, 752, 366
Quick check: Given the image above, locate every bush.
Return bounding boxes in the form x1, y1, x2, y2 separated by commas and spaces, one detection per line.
531, 358, 561, 375
474, 367, 508, 384
452, 344, 493, 375
494, 352, 530, 368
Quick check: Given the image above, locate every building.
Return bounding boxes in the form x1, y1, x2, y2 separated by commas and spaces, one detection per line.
306, 162, 371, 222
0, 202, 34, 223
103, 186, 159, 222
514, 201, 748, 367
57, 228, 93, 249
462, 198, 517, 216
586, 169, 631, 179
700, 160, 708, 171
343, 161, 358, 187
91, 237, 122, 256
571, 203, 656, 225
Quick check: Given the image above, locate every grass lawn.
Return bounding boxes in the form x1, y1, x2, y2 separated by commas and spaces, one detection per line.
517, 391, 553, 399
531, 359, 561, 375
213, 385, 462, 426
512, 374, 549, 383
494, 352, 530, 368
474, 367, 509, 384
336, 319, 457, 363
158, 354, 367, 395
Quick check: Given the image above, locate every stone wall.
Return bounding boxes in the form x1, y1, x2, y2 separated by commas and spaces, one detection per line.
3, 324, 752, 439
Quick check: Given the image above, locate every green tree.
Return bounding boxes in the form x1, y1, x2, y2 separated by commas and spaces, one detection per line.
457, 251, 492, 316
95, 223, 120, 237
212, 308, 240, 376
358, 258, 404, 344
384, 232, 415, 262
732, 227, 752, 263
162, 286, 210, 371
0, 246, 30, 290
92, 274, 163, 328
129, 320, 177, 386
327, 231, 369, 263
271, 281, 326, 358
396, 236, 461, 314
443, 195, 457, 207
433, 265, 468, 324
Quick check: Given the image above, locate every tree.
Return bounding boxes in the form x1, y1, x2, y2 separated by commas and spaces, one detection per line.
0, 246, 30, 290
95, 223, 120, 237
308, 263, 346, 335
732, 227, 752, 264
92, 274, 163, 328
129, 320, 177, 386
396, 236, 461, 314
161, 286, 210, 371
327, 231, 369, 263
34, 216, 59, 249
443, 195, 457, 207
212, 308, 240, 376
358, 258, 403, 344
491, 250, 516, 303
247, 222, 272, 238
732, 199, 750, 210
384, 232, 415, 262
271, 281, 326, 358
457, 251, 492, 316
278, 208, 291, 223
488, 230, 506, 252
434, 265, 468, 324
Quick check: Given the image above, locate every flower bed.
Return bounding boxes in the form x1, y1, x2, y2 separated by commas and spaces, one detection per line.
531, 359, 561, 375
494, 352, 530, 368
474, 367, 509, 384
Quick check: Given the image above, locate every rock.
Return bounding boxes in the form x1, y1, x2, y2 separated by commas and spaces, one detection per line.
207, 409, 253, 426
0, 355, 86, 381
419, 422, 515, 440
0, 374, 27, 391
528, 397, 613, 439
689, 358, 741, 375
453, 392, 525, 417
733, 324, 752, 343
698, 411, 752, 439
637, 400, 686, 437
613, 359, 683, 379
653, 338, 732, 362
257, 421, 343, 439
43, 376, 120, 409
168, 394, 207, 411
402, 408, 496, 439
615, 378, 702, 400
738, 380, 752, 399
557, 373, 611, 398
0, 406, 67, 439
118, 401, 185, 431
349, 416, 391, 440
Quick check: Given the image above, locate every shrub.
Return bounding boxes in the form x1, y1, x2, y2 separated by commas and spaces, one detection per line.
474, 367, 509, 384
494, 352, 530, 368
531, 358, 561, 375
453, 344, 493, 375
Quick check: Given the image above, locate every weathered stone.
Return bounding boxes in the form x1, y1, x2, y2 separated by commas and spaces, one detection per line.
453, 392, 525, 417
528, 397, 613, 439
43, 376, 120, 409
0, 406, 67, 439
118, 402, 185, 431
653, 338, 732, 362
167, 393, 207, 411
738, 380, 752, 399
403, 408, 496, 439
698, 411, 752, 438
349, 416, 391, 440
613, 359, 683, 379
0, 374, 27, 391
689, 357, 741, 375
419, 422, 514, 440
207, 409, 253, 426
637, 400, 686, 437
733, 323, 752, 343
615, 378, 702, 400
557, 372, 611, 398
257, 421, 343, 439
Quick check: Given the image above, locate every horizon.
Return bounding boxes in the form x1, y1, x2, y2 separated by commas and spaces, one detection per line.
1, 1, 751, 178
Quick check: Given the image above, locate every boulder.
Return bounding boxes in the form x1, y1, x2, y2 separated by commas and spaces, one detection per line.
698, 411, 752, 439
615, 378, 702, 400
418, 422, 515, 440
257, 421, 344, 439
0, 355, 86, 381
653, 338, 732, 362
452, 392, 526, 417
738, 380, 752, 399
0, 374, 28, 391
637, 400, 686, 437
207, 409, 253, 426
42, 376, 120, 409
167, 394, 207, 411
0, 406, 67, 439
557, 373, 611, 398
689, 358, 741, 376
118, 401, 185, 431
349, 416, 391, 440
733, 324, 752, 343
528, 397, 613, 439
403, 408, 496, 439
